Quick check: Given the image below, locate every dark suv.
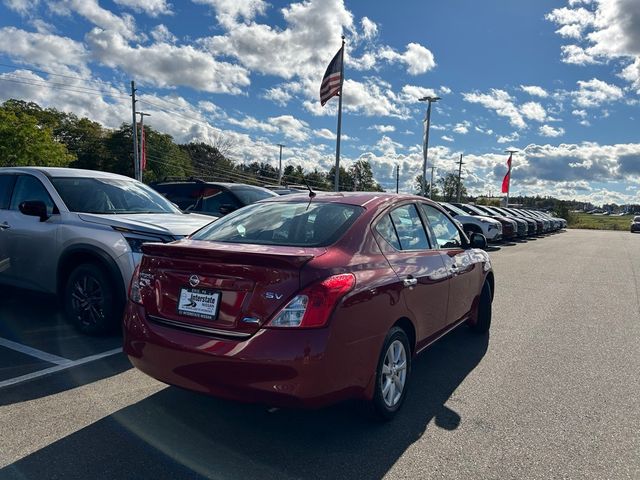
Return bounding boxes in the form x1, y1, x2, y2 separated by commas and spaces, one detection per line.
151, 180, 277, 217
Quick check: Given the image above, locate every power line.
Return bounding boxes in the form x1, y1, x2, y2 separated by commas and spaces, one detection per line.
0, 75, 130, 100
0, 62, 90, 82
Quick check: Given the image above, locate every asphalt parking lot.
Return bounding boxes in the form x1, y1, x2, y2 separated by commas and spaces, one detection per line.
0, 229, 638, 480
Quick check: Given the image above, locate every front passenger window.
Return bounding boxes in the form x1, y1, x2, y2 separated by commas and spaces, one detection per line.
420, 204, 462, 249
10, 175, 56, 216
388, 204, 430, 250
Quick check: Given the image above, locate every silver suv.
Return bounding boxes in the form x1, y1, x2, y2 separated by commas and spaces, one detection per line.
0, 167, 215, 334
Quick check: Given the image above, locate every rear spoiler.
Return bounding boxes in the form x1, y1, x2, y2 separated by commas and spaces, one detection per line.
142, 240, 321, 269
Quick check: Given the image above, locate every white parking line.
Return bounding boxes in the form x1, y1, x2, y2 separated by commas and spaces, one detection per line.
0, 337, 72, 365
0, 347, 123, 389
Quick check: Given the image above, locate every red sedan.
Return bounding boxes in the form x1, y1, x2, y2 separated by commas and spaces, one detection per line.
124, 193, 494, 419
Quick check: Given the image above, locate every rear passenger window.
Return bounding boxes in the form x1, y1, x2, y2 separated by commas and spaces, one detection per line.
389, 204, 430, 250
374, 214, 401, 250
0, 175, 15, 209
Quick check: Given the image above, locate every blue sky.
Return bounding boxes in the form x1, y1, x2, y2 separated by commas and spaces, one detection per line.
0, 0, 639, 205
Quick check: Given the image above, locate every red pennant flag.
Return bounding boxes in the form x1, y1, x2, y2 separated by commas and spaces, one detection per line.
140, 124, 146, 171
501, 153, 512, 194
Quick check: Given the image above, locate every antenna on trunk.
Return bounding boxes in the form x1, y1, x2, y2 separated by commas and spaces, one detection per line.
304, 179, 316, 210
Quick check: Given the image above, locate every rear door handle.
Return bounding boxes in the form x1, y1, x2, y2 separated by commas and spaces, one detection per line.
403, 277, 418, 287
0, 223, 10, 230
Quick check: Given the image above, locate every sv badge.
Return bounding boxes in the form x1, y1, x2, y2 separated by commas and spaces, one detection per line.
264, 292, 284, 300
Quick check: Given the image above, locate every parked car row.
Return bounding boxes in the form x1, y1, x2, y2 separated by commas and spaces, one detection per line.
441, 202, 566, 241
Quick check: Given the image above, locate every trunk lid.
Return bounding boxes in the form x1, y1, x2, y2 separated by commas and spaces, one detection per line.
139, 240, 325, 336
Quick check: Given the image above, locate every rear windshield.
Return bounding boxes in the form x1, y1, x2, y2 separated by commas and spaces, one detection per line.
231, 187, 277, 204
192, 201, 363, 247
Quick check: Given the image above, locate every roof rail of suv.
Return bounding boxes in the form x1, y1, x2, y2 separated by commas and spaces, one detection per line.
154, 176, 208, 184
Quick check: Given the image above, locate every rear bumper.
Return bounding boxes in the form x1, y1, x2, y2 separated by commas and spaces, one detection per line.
123, 303, 365, 408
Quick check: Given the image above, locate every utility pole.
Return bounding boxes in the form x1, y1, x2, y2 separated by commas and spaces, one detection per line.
396, 164, 400, 193
505, 149, 518, 207
429, 166, 436, 199
418, 95, 440, 197
136, 112, 150, 181
130, 81, 139, 180
456, 153, 465, 202
276, 143, 285, 185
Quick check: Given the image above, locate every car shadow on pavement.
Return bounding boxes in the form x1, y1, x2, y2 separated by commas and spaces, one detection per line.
0, 287, 130, 406
2, 328, 489, 480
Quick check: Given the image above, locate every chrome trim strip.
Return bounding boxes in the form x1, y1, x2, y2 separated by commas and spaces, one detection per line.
147, 315, 252, 338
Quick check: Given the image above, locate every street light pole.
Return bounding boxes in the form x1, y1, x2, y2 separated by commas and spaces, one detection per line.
418, 95, 440, 197
277, 143, 285, 185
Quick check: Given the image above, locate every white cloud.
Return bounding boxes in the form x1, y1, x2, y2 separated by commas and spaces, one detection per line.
462, 89, 526, 129
269, 114, 310, 142
452, 121, 471, 134
521, 101, 547, 122
113, 0, 172, 17
572, 78, 624, 107
53, 0, 137, 40
520, 85, 549, 98
497, 132, 520, 144
2, 0, 40, 15
441, 135, 454, 142
440, 85, 452, 95
539, 124, 566, 137
227, 115, 278, 133
547, 0, 640, 89
379, 42, 436, 75
361, 17, 378, 40
86, 28, 250, 94
561, 44, 599, 64
369, 124, 395, 133
398, 84, 438, 102
150, 24, 177, 43
192, 0, 267, 28
263, 86, 293, 106
0, 27, 87, 70
572, 109, 588, 117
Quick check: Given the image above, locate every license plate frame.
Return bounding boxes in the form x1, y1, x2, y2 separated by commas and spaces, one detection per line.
177, 287, 221, 321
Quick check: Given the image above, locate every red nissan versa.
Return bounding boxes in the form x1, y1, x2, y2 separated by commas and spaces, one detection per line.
123, 193, 495, 419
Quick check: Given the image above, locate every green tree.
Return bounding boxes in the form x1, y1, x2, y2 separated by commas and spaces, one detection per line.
179, 142, 234, 177
349, 159, 384, 191
413, 174, 440, 199
0, 108, 74, 167
437, 173, 467, 202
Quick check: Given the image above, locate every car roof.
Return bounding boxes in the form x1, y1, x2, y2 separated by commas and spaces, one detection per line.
259, 191, 435, 209
0, 166, 133, 180
153, 180, 275, 192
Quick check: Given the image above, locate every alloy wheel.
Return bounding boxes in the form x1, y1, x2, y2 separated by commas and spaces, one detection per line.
380, 339, 407, 407
70, 273, 106, 327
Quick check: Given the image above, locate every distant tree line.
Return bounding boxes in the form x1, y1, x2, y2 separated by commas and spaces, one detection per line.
0, 99, 383, 192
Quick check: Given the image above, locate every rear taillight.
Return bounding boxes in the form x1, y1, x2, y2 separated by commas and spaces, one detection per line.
268, 273, 356, 328
129, 264, 143, 305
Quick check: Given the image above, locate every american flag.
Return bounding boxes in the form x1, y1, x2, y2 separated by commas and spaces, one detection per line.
320, 46, 344, 106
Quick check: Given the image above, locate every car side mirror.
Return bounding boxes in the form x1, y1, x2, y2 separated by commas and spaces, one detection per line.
469, 232, 487, 249
19, 200, 49, 222
219, 204, 237, 215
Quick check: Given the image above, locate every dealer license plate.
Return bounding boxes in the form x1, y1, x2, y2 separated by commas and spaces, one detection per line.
177, 287, 220, 320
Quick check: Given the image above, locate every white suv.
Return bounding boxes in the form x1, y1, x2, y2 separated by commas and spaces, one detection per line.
439, 202, 502, 242
0, 167, 215, 334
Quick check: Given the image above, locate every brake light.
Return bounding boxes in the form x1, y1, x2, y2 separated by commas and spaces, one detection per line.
129, 264, 143, 305
268, 273, 356, 328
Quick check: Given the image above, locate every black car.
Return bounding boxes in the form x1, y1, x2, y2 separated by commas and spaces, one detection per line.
151, 180, 278, 216
631, 216, 640, 233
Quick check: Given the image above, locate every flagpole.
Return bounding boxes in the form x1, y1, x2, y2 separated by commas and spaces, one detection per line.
334, 35, 345, 192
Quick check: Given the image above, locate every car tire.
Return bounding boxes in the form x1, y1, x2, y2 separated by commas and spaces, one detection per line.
64, 263, 119, 335
469, 281, 492, 334
372, 326, 412, 421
